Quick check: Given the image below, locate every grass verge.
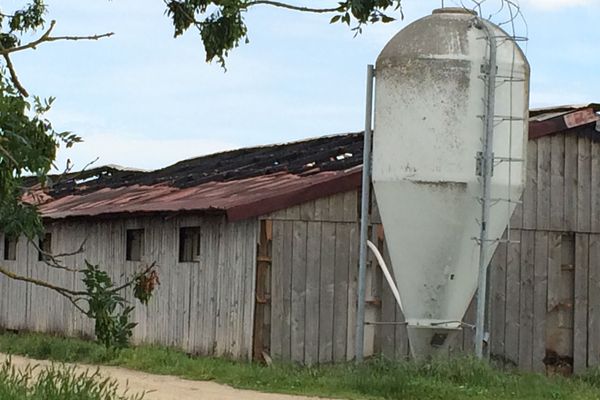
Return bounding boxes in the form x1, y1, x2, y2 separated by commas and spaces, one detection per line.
1, 331, 600, 399
0, 357, 143, 400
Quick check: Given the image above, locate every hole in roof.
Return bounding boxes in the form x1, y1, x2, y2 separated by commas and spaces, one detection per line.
75, 175, 101, 185
336, 152, 353, 161
305, 162, 316, 168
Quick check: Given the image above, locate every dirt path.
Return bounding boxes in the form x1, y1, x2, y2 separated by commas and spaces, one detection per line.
0, 353, 330, 400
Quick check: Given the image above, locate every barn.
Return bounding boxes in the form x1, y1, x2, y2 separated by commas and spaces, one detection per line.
0, 104, 599, 373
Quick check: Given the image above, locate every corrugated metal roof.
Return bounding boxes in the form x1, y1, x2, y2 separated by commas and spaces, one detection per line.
32, 134, 364, 221
38, 169, 361, 222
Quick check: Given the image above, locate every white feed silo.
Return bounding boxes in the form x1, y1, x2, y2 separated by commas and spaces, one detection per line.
370, 7, 530, 358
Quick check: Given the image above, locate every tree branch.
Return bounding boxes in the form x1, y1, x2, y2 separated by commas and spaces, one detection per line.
2, 54, 28, 97
111, 262, 157, 293
245, 0, 339, 13
0, 20, 114, 56
28, 236, 87, 272
0, 264, 86, 297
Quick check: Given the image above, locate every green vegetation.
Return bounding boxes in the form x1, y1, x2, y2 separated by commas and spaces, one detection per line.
1, 331, 600, 400
0, 357, 143, 400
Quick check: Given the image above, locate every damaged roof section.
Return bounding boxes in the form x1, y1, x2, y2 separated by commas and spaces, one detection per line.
28, 105, 600, 222
34, 133, 363, 199
31, 133, 364, 221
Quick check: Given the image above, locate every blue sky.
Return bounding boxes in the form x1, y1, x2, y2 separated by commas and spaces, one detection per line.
8, 0, 600, 170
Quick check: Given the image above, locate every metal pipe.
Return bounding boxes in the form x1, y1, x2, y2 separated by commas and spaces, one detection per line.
366, 239, 403, 312
355, 64, 375, 363
475, 19, 498, 359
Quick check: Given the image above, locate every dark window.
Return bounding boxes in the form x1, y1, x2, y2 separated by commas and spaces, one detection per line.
126, 229, 145, 261
179, 227, 201, 262
38, 233, 52, 261
3, 236, 17, 261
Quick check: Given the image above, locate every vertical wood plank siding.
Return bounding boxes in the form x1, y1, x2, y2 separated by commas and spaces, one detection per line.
0, 215, 257, 360
267, 191, 359, 363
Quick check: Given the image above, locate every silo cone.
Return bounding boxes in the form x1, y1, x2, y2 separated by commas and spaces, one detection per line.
372, 8, 529, 358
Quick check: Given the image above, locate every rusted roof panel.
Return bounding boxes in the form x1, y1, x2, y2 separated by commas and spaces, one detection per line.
529, 107, 600, 140
38, 168, 361, 222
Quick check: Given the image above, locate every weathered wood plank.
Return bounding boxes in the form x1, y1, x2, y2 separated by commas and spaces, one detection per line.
547, 233, 562, 313
574, 233, 589, 373
242, 219, 258, 359
291, 221, 307, 363
592, 142, 600, 233
390, 241, 408, 360
533, 231, 548, 373
362, 225, 379, 358
270, 220, 285, 358
519, 230, 535, 370
206, 218, 223, 355
537, 137, 551, 230
379, 232, 397, 359
300, 201, 316, 221
342, 191, 359, 222
318, 222, 336, 363
545, 232, 573, 375
577, 137, 592, 232
550, 134, 565, 231
253, 220, 269, 360
313, 197, 330, 222
505, 229, 521, 366
489, 235, 507, 359
523, 140, 538, 230
328, 193, 346, 222
332, 223, 350, 362
463, 297, 477, 354
286, 205, 301, 220
564, 135, 578, 231
369, 224, 384, 356
304, 222, 322, 365
280, 221, 294, 360
588, 234, 600, 367
346, 223, 359, 361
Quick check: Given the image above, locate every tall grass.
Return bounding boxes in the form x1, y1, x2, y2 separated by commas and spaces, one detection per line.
0, 357, 143, 400
2, 331, 600, 399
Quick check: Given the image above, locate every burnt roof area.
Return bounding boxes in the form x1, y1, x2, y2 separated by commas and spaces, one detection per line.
28, 133, 363, 200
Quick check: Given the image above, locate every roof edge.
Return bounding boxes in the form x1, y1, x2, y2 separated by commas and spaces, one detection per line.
226, 168, 362, 221
529, 107, 600, 140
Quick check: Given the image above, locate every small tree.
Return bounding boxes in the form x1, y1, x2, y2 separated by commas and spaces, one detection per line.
0, 1, 158, 348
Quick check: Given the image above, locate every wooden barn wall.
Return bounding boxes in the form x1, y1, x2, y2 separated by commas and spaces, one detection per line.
0, 215, 258, 360
487, 134, 600, 374
260, 191, 360, 364
370, 134, 600, 373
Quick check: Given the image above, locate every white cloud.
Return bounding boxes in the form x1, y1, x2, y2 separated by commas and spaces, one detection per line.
522, 0, 598, 10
